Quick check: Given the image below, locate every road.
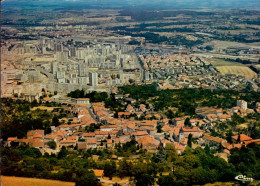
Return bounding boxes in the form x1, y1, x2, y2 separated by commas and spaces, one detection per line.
86, 106, 99, 123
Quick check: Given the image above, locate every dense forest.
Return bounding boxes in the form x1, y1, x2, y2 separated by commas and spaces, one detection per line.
1, 99, 65, 140
113, 31, 204, 47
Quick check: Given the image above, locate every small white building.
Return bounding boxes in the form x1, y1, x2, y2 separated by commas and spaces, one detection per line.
76, 98, 90, 105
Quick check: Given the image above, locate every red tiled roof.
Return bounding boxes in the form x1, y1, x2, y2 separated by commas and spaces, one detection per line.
87, 139, 97, 144
227, 144, 243, 150
132, 131, 148, 136
137, 136, 159, 148
7, 137, 17, 141
174, 142, 185, 152
232, 134, 252, 142
174, 117, 184, 121
31, 139, 44, 148
43, 97, 51, 101
127, 123, 135, 130
203, 135, 226, 143
182, 127, 202, 132
244, 139, 260, 145
60, 140, 76, 144
83, 133, 95, 137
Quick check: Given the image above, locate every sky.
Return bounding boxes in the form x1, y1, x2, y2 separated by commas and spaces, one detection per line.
2, 0, 260, 9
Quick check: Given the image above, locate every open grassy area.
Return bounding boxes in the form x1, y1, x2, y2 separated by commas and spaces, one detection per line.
207, 58, 257, 79
30, 106, 61, 111
207, 58, 244, 67
216, 66, 257, 79
1, 176, 75, 186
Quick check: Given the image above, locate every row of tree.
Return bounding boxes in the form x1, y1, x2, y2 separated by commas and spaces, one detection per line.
2, 143, 259, 185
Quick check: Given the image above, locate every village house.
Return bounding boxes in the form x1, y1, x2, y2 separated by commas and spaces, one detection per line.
126, 104, 135, 113
82, 132, 95, 140
106, 139, 114, 149
160, 139, 172, 148
118, 112, 131, 118
232, 134, 252, 144
142, 126, 156, 135
139, 104, 147, 112
44, 134, 59, 143
206, 114, 218, 122
131, 131, 149, 140
232, 106, 240, 114
100, 125, 117, 131
137, 135, 160, 150
60, 139, 77, 148
215, 109, 223, 116
217, 114, 231, 121
87, 139, 97, 149
173, 142, 186, 154
179, 127, 203, 138
173, 117, 185, 126
95, 131, 109, 141
203, 135, 227, 146
6, 137, 17, 146
78, 142, 87, 150
124, 122, 135, 133
27, 129, 44, 140
31, 138, 44, 149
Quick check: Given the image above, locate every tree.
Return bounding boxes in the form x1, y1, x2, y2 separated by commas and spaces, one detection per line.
118, 159, 133, 178
135, 173, 154, 186
165, 110, 174, 119
157, 124, 162, 133
104, 161, 116, 179
204, 144, 210, 154
191, 167, 213, 185
85, 123, 100, 132
205, 45, 213, 51
133, 162, 155, 186
129, 79, 135, 84
47, 140, 57, 150
225, 129, 233, 143
52, 115, 59, 127
188, 134, 192, 148
184, 118, 191, 127
165, 144, 178, 162
58, 146, 68, 159
157, 173, 175, 186
76, 171, 99, 186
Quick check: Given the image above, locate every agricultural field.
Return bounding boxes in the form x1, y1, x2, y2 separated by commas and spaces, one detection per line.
207, 58, 257, 79
207, 58, 244, 67
216, 66, 257, 79
1, 176, 75, 186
